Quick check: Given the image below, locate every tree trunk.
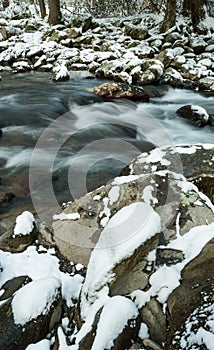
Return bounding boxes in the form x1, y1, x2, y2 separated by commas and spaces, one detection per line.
39, 0, 46, 18
183, 0, 208, 29
2, 0, 9, 8
48, 0, 61, 25
160, 0, 177, 32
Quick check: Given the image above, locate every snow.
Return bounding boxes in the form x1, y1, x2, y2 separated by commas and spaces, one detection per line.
54, 63, 70, 80
13, 211, 35, 236
61, 274, 84, 307
81, 202, 160, 320
139, 148, 171, 166
174, 145, 199, 154
173, 302, 214, 349
12, 277, 61, 325
91, 296, 138, 350
25, 339, 51, 350
138, 322, 149, 340
53, 212, 80, 221
191, 105, 209, 122
131, 221, 214, 307
0, 246, 84, 318
93, 194, 101, 201
141, 185, 158, 206
108, 185, 120, 205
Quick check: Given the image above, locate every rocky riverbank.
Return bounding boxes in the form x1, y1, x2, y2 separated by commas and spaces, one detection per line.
0, 144, 213, 349
0, 9, 214, 92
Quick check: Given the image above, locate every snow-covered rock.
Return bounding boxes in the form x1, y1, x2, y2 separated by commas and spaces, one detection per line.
0, 276, 62, 349
176, 104, 210, 127
78, 296, 140, 350
0, 210, 37, 252
52, 61, 70, 81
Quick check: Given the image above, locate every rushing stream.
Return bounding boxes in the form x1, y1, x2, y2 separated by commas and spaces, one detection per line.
0, 71, 213, 227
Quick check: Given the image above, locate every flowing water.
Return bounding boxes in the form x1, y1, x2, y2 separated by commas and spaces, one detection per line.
0, 71, 213, 228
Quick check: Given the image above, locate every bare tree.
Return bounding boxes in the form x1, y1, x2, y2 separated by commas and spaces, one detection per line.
39, 0, 46, 18
2, 0, 9, 8
183, 0, 208, 29
160, 0, 177, 32
48, 0, 61, 25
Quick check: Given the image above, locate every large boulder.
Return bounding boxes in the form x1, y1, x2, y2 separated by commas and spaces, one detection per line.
52, 145, 214, 267
126, 144, 214, 203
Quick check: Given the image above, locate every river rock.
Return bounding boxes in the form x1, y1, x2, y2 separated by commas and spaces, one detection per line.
78, 296, 141, 350
0, 211, 37, 253
199, 76, 214, 92
166, 238, 214, 349
0, 192, 15, 205
52, 61, 70, 81
176, 104, 210, 127
162, 67, 183, 87
126, 144, 214, 203
190, 37, 207, 54
67, 27, 81, 39
93, 82, 150, 101
0, 277, 62, 350
0, 276, 32, 301
140, 298, 167, 345
157, 49, 174, 68
72, 15, 93, 33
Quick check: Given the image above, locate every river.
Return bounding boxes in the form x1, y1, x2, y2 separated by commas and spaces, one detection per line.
0, 71, 213, 228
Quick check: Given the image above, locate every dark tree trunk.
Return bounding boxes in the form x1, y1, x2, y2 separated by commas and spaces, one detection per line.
160, 0, 177, 32
39, 0, 46, 18
183, 0, 208, 29
2, 0, 9, 8
48, 0, 61, 25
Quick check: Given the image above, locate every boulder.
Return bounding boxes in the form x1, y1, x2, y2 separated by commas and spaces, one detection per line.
162, 67, 183, 87
176, 104, 210, 127
166, 238, 214, 349
0, 277, 62, 350
93, 82, 150, 101
67, 27, 80, 39
52, 145, 214, 267
157, 49, 174, 68
52, 61, 70, 82
126, 144, 214, 203
78, 296, 141, 350
140, 298, 167, 345
124, 24, 148, 40
0, 276, 32, 301
0, 211, 37, 253
190, 37, 207, 54
199, 77, 214, 92
72, 15, 93, 32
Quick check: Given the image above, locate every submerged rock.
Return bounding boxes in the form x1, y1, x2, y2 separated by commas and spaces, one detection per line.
93, 82, 150, 101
